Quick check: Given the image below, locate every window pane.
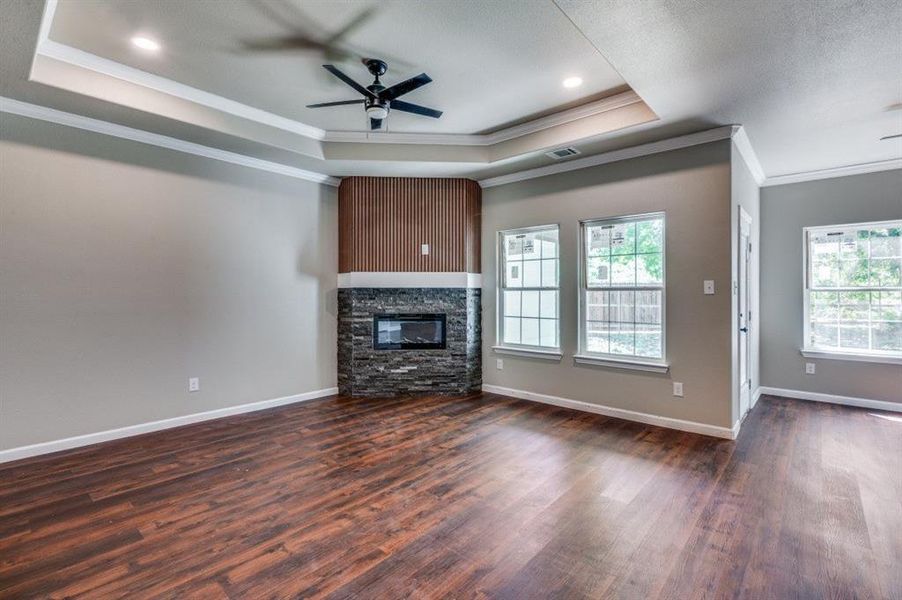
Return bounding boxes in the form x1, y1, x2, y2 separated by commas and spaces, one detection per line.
541, 259, 558, 287
522, 291, 540, 318
870, 258, 902, 287
636, 325, 662, 358
810, 291, 839, 321
504, 290, 521, 317
610, 222, 636, 256
522, 259, 541, 287
838, 291, 869, 321
506, 260, 523, 288
872, 291, 902, 321
811, 322, 838, 348
586, 321, 609, 354
637, 252, 663, 285
608, 323, 635, 355
504, 317, 521, 344
540, 319, 557, 347
540, 290, 557, 318
521, 318, 540, 346
586, 225, 612, 258
839, 325, 869, 350
586, 257, 610, 287
539, 231, 559, 258
873, 322, 902, 352
637, 218, 664, 254
870, 228, 901, 258
611, 255, 636, 286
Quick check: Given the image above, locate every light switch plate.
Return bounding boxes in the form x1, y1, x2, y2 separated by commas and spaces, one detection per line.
703, 280, 715, 295
421, 244, 430, 255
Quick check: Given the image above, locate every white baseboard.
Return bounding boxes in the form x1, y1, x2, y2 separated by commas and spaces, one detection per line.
757, 387, 902, 413
0, 387, 338, 464
752, 386, 762, 408
482, 384, 738, 440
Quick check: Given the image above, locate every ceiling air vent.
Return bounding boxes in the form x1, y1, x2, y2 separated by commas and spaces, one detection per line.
545, 146, 581, 160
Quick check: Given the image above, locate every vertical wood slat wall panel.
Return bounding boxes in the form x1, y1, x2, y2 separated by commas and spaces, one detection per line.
338, 177, 481, 273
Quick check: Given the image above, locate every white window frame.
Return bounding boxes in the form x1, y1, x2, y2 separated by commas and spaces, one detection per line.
802, 219, 902, 365
576, 212, 668, 373
494, 224, 562, 359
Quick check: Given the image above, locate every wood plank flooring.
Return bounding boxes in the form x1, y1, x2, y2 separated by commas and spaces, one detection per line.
1, 392, 900, 599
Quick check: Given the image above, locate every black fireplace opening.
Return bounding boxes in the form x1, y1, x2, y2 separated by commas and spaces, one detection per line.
373, 313, 447, 350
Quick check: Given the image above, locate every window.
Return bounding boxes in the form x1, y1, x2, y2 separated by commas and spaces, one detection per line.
580, 213, 665, 362
804, 220, 902, 358
498, 225, 560, 350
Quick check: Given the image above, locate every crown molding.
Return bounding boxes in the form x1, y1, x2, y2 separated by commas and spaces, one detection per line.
478, 125, 737, 188
761, 158, 902, 187
322, 91, 643, 146
36, 39, 330, 140
731, 125, 765, 185
0, 97, 341, 186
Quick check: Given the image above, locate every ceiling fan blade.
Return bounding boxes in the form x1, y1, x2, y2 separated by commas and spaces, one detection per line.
326, 6, 377, 45
323, 65, 375, 98
241, 37, 323, 52
306, 99, 364, 108
370, 118, 383, 131
379, 73, 432, 101
390, 100, 442, 119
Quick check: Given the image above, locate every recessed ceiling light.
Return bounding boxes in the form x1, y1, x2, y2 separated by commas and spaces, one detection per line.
131, 36, 160, 52
562, 76, 583, 89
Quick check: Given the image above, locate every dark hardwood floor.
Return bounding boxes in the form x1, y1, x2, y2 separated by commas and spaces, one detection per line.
1, 392, 900, 599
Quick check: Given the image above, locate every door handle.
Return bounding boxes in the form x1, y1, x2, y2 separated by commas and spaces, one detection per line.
739, 327, 748, 333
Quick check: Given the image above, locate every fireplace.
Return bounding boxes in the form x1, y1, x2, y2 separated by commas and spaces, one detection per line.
373, 313, 446, 350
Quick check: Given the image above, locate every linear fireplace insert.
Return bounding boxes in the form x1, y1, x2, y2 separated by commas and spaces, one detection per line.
373, 313, 447, 350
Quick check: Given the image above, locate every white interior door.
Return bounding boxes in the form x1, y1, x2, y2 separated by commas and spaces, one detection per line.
738, 208, 752, 418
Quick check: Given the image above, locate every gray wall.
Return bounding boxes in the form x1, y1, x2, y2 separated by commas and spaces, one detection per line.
760, 169, 902, 403
731, 143, 761, 421
482, 141, 735, 428
0, 115, 338, 451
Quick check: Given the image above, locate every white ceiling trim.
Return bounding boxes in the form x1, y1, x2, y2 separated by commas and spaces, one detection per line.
731, 126, 766, 185
32, 0, 642, 148
36, 39, 330, 140
762, 158, 902, 187
0, 96, 341, 186
322, 91, 643, 146
478, 125, 738, 188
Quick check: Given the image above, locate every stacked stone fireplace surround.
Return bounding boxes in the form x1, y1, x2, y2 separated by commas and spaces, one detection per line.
337, 177, 482, 397
337, 287, 481, 395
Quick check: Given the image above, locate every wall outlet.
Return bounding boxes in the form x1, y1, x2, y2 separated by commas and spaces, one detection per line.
421, 243, 430, 255
496, 358, 504, 370
703, 280, 715, 295
673, 382, 684, 397
188, 377, 200, 392
805, 363, 816, 375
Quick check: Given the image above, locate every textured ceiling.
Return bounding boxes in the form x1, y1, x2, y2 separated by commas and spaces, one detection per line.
49, 0, 627, 134
553, 0, 902, 177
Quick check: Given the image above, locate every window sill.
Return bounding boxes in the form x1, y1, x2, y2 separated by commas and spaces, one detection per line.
799, 349, 902, 365
492, 346, 563, 361
573, 354, 670, 373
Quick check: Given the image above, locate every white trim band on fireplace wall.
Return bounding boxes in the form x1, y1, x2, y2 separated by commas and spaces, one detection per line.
337, 272, 482, 289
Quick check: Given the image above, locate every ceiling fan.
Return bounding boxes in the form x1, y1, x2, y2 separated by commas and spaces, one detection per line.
307, 59, 442, 131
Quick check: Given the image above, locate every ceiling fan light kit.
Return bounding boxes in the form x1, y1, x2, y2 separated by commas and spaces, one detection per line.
307, 58, 442, 131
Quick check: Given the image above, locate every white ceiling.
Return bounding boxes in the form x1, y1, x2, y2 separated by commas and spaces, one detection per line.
1, 0, 900, 183
554, 0, 902, 178
49, 0, 627, 134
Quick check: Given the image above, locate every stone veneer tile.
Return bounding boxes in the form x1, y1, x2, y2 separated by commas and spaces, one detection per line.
338, 288, 481, 396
